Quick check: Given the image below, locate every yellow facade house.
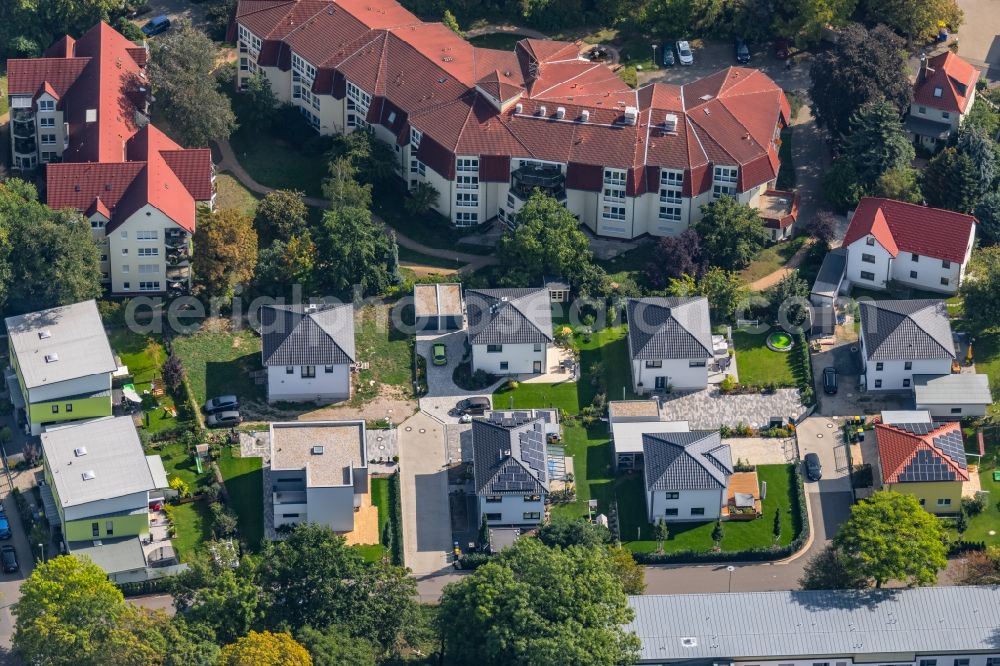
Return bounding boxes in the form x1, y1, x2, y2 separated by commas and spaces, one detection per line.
874, 419, 968, 514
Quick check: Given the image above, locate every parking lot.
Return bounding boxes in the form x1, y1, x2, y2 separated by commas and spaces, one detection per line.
640, 40, 812, 93
795, 416, 852, 494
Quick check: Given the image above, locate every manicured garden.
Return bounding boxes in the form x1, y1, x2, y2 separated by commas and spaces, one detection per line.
152, 441, 214, 491
214, 172, 258, 214
228, 123, 325, 197
969, 331, 1000, 415
172, 327, 265, 408
732, 330, 799, 387
218, 447, 265, 551
549, 422, 614, 519
108, 329, 182, 432
165, 500, 213, 562
354, 476, 390, 562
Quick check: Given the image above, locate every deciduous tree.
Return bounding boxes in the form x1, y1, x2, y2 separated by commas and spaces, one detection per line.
312, 207, 399, 297
860, 0, 963, 41
799, 544, 869, 589
193, 208, 258, 298
698, 267, 749, 324
403, 182, 440, 215
170, 553, 262, 644
254, 189, 309, 244
873, 167, 923, 204
147, 19, 237, 146
254, 233, 318, 296
297, 625, 378, 666
834, 491, 947, 587
537, 515, 612, 548
439, 538, 641, 666
238, 72, 278, 132
646, 229, 705, 288
219, 630, 312, 666
806, 211, 840, 246
960, 246, 1000, 333
809, 24, 911, 140
695, 197, 770, 270
322, 157, 373, 210
764, 270, 810, 328
974, 190, 1000, 246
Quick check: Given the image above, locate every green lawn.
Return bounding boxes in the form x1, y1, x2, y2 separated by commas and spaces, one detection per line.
618, 464, 802, 553
397, 246, 463, 270
550, 422, 614, 519
372, 181, 494, 255
732, 330, 798, 387
108, 328, 182, 432
354, 476, 391, 562
214, 172, 258, 214
468, 33, 523, 50
172, 328, 264, 408
597, 241, 656, 293
218, 448, 265, 551
739, 235, 809, 285
229, 125, 325, 197
150, 441, 214, 492
353, 304, 415, 403
0, 75, 8, 116
167, 500, 213, 562
971, 331, 1000, 415
493, 381, 580, 413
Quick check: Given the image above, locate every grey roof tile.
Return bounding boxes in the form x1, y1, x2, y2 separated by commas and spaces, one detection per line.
259, 304, 356, 366
642, 430, 731, 491
472, 411, 549, 495
858, 299, 955, 361
627, 297, 712, 361
465, 288, 553, 346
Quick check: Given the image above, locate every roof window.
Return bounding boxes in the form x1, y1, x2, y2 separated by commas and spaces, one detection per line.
82, 470, 96, 481
311, 446, 325, 455
933, 87, 943, 97
44, 353, 59, 363
74, 447, 88, 457
38, 330, 51, 340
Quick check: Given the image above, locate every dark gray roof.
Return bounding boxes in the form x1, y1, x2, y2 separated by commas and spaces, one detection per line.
472, 411, 549, 495
858, 300, 955, 361
626, 587, 1000, 661
259, 304, 356, 366
810, 247, 847, 299
68, 536, 147, 574
627, 297, 712, 361
465, 288, 553, 345
642, 431, 731, 491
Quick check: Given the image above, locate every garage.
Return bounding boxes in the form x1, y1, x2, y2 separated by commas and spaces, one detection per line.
913, 373, 992, 419
414, 283, 464, 332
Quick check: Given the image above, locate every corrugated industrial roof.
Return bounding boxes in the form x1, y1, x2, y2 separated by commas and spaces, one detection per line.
626, 587, 1000, 661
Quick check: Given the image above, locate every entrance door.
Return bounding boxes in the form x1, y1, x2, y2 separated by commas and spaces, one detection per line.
654, 376, 667, 391
533, 361, 542, 374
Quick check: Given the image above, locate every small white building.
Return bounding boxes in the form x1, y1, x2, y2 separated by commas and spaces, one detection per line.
627, 297, 712, 393
259, 303, 355, 403
472, 411, 550, 527
858, 300, 956, 392
913, 373, 992, 419
269, 421, 369, 533
608, 400, 690, 472
465, 288, 553, 375
842, 198, 976, 295
643, 430, 731, 523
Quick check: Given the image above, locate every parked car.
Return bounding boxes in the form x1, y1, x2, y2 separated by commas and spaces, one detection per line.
206, 410, 242, 428
204, 395, 239, 413
661, 46, 676, 66
1, 545, 18, 574
457, 396, 490, 416
774, 38, 791, 59
822, 367, 838, 395
735, 38, 750, 64
803, 452, 823, 481
675, 40, 694, 65
141, 15, 171, 37
0, 516, 11, 540
432, 343, 448, 366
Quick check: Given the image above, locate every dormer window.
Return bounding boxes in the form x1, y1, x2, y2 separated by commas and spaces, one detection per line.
38, 330, 51, 339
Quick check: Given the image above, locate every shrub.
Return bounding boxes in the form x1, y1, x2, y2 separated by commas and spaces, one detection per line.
719, 375, 737, 393
169, 476, 191, 499
163, 354, 186, 393
456, 552, 492, 570
210, 502, 239, 539
963, 493, 987, 517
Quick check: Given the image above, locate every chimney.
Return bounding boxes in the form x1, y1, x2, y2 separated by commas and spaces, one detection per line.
514, 102, 523, 114
538, 105, 547, 116
623, 106, 638, 125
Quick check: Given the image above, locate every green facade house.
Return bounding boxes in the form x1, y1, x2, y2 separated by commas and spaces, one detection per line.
40, 416, 171, 582
5, 300, 116, 435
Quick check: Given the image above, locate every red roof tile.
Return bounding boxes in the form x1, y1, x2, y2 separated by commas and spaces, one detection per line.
843, 197, 976, 264
6, 58, 90, 98
161, 148, 214, 201
914, 51, 979, 114
875, 421, 969, 484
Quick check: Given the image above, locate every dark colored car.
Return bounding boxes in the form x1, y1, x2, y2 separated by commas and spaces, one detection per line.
204, 395, 239, 413
803, 452, 823, 481
206, 410, 242, 428
1, 545, 18, 574
822, 367, 838, 395
735, 38, 750, 64
661, 46, 675, 66
458, 396, 490, 416
0, 516, 11, 540
141, 15, 171, 37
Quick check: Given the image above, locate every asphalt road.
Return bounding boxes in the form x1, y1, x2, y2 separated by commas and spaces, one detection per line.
0, 490, 37, 665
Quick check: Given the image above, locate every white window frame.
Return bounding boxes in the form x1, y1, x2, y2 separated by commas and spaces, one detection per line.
38, 100, 55, 112
456, 175, 478, 190
138, 247, 159, 257
136, 230, 158, 241
38, 117, 55, 128
455, 192, 479, 208
138, 264, 159, 275
138, 281, 161, 292
602, 205, 625, 221
603, 168, 626, 186
659, 187, 682, 204
40, 134, 56, 145
658, 205, 681, 221
410, 127, 422, 149
410, 159, 426, 177
713, 166, 738, 183
455, 212, 479, 226
603, 187, 625, 202
660, 170, 683, 186
712, 184, 735, 199
456, 157, 479, 172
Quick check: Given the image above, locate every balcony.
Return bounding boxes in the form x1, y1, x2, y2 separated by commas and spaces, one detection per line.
11, 108, 34, 123
166, 249, 190, 267
12, 117, 35, 139
164, 229, 189, 249
510, 164, 566, 202
13, 137, 36, 156
166, 265, 190, 281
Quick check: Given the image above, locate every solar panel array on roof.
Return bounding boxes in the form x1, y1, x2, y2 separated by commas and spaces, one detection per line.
893, 422, 933, 435
897, 449, 959, 482
491, 460, 540, 492
518, 429, 547, 480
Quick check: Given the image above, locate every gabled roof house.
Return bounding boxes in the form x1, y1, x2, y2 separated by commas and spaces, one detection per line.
627, 297, 713, 392
473, 411, 549, 527
906, 51, 980, 147
643, 430, 732, 522
842, 198, 976, 295
465, 288, 553, 375
259, 303, 356, 402
874, 419, 968, 513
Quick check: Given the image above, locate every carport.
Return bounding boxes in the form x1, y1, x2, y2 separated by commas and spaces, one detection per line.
414, 283, 464, 332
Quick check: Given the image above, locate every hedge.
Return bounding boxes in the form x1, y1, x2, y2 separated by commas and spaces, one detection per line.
117, 577, 173, 597
386, 470, 405, 566
455, 552, 492, 570
795, 331, 815, 406
634, 466, 810, 565
948, 540, 986, 556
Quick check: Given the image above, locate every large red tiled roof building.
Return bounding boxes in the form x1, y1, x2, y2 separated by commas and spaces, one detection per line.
6, 23, 213, 295
233, 0, 791, 239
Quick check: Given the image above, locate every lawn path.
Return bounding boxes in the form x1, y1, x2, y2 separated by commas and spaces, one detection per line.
212, 139, 498, 274
747, 238, 815, 292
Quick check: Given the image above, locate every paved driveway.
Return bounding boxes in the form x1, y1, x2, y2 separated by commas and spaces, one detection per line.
660, 388, 807, 429
795, 416, 852, 494
812, 341, 910, 417
955, 0, 1000, 78
397, 412, 452, 576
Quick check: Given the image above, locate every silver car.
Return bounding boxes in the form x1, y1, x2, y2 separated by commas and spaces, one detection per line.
676, 40, 694, 65
206, 410, 242, 428
204, 395, 239, 413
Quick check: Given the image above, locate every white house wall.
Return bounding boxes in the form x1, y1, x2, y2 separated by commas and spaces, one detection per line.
478, 494, 544, 526
472, 343, 546, 375
646, 487, 724, 523
266, 364, 351, 402
109, 204, 188, 294
631, 358, 708, 393
864, 358, 952, 392
845, 237, 894, 290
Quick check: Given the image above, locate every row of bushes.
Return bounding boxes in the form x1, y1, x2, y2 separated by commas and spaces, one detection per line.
795, 332, 815, 406
117, 576, 173, 598
633, 466, 810, 565
385, 471, 405, 566
948, 540, 986, 557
